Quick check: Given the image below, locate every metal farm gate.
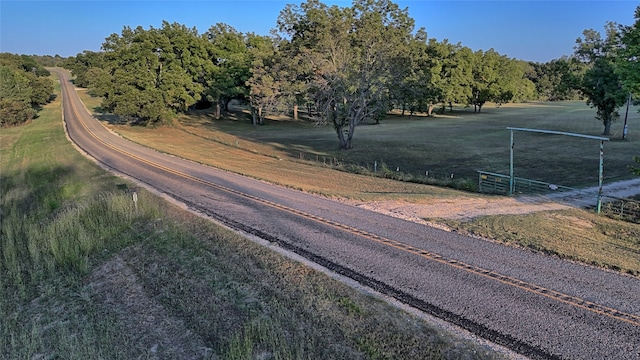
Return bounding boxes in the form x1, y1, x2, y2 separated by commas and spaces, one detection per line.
478, 127, 610, 213
477, 171, 575, 195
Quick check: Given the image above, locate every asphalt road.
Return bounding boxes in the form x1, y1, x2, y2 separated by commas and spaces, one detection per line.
54, 69, 640, 360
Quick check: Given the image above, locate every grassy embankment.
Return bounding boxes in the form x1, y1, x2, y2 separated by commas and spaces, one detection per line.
80, 91, 640, 275
1, 77, 508, 359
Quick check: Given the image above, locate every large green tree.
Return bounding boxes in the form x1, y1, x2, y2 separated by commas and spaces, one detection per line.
63, 51, 105, 88
423, 40, 474, 113
0, 54, 55, 127
95, 22, 215, 125
506, 60, 537, 102
28, 74, 54, 105
618, 6, 640, 175
618, 6, 640, 100
246, 34, 283, 125
468, 49, 529, 112
205, 23, 252, 117
528, 57, 583, 101
0, 65, 35, 126
574, 23, 629, 135
392, 28, 433, 117
276, 0, 414, 149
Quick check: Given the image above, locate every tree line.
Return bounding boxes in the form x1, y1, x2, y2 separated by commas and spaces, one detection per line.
0, 53, 56, 127
7, 0, 640, 149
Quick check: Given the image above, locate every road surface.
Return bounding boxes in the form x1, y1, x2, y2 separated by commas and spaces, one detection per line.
54, 69, 640, 360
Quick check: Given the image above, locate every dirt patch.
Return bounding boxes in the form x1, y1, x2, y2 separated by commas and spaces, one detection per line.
87, 253, 215, 359
346, 178, 640, 225
345, 196, 570, 227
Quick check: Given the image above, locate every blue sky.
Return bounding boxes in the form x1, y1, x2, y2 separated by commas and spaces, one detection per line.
1, 1, 638, 63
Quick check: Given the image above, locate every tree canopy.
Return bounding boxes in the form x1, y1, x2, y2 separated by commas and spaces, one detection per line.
205, 23, 253, 116
574, 22, 630, 135
271, 0, 416, 149
90, 22, 216, 124
57, 1, 640, 148
618, 6, 640, 100
0, 53, 54, 127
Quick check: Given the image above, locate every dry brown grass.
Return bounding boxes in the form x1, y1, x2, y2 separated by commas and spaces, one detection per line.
442, 209, 640, 275
108, 115, 462, 201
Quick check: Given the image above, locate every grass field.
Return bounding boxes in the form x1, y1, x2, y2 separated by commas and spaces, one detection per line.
176, 101, 640, 188
1, 76, 509, 359
82, 90, 640, 192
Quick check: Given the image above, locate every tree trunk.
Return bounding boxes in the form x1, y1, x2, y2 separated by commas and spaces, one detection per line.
336, 125, 353, 149
251, 107, 257, 126
333, 110, 350, 150
336, 125, 348, 149
344, 136, 352, 149
603, 119, 612, 136
346, 121, 355, 149
224, 98, 231, 112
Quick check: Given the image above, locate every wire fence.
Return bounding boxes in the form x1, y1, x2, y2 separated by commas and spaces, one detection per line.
599, 195, 640, 224
294, 151, 476, 191
208, 138, 640, 223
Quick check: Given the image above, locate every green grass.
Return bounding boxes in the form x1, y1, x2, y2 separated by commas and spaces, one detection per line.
82, 89, 640, 193
181, 101, 640, 188
79, 89, 640, 190
1, 75, 507, 359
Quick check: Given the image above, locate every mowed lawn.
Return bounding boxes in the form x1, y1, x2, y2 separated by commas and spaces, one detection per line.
81, 83, 640, 190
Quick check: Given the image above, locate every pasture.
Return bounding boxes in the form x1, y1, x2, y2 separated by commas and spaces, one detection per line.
189, 101, 640, 189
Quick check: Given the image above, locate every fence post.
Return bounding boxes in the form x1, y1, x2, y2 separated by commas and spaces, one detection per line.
132, 190, 138, 212
597, 140, 604, 214
509, 129, 514, 195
